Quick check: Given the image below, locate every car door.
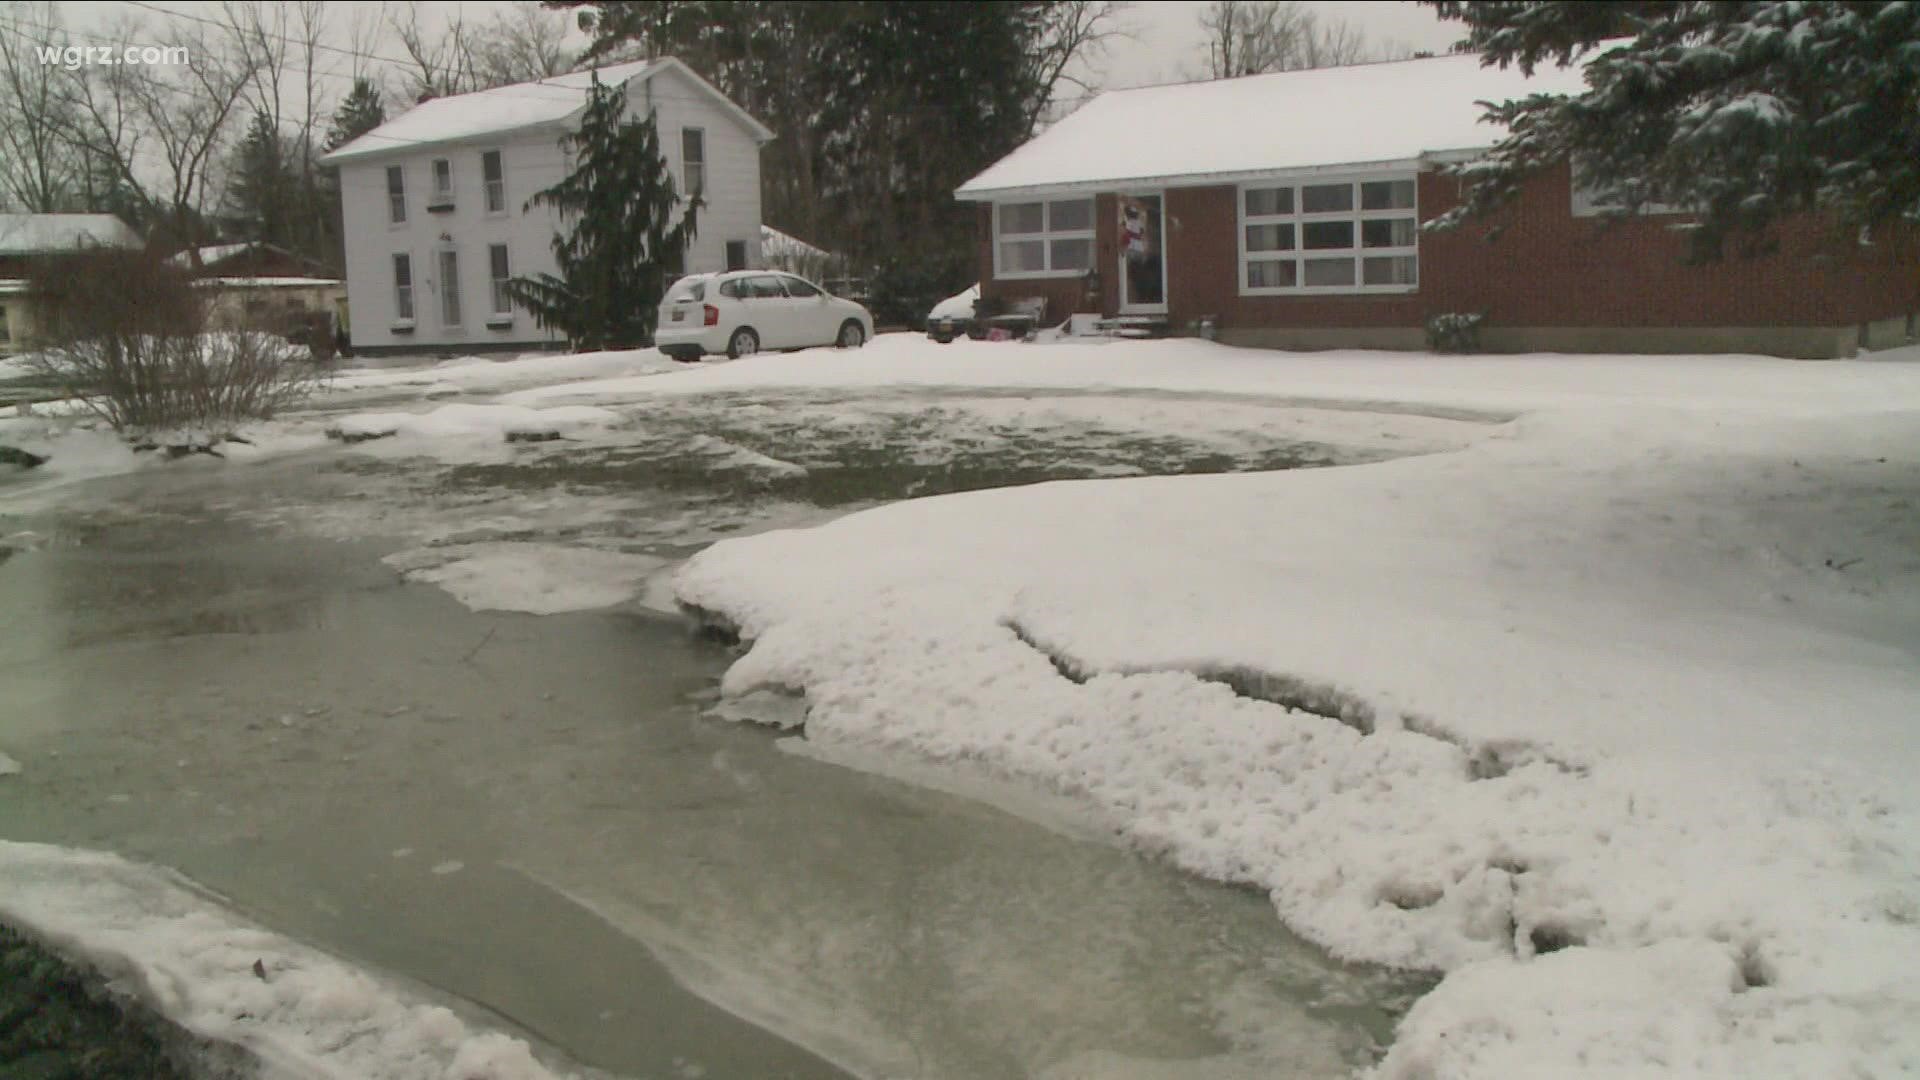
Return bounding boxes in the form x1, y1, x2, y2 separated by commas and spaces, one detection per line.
743, 275, 794, 347
778, 275, 835, 345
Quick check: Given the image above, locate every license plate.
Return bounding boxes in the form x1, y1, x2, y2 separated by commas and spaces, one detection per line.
671, 309, 684, 321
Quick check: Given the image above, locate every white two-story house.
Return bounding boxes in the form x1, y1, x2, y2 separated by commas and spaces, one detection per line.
321, 58, 773, 354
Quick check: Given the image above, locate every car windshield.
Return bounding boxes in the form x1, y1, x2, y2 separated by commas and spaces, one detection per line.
665, 279, 706, 303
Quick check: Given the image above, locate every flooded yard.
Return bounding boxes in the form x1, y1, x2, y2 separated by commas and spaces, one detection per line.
0, 384, 1469, 1078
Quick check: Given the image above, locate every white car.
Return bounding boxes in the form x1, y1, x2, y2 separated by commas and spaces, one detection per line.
654, 271, 874, 361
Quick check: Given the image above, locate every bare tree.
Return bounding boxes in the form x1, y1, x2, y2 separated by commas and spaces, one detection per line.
1021, 1, 1129, 133
472, 4, 577, 87
63, 13, 260, 245
0, 2, 82, 210
389, 1, 479, 101
1194, 0, 1398, 79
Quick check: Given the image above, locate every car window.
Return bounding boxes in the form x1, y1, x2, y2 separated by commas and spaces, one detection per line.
748, 276, 787, 299
718, 278, 744, 299
666, 279, 705, 303
783, 276, 821, 298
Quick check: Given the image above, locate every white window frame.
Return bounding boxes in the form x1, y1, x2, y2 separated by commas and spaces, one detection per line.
391, 253, 414, 322
430, 158, 454, 206
993, 198, 1096, 280
481, 149, 506, 214
0, 302, 11, 346
437, 247, 461, 327
488, 243, 513, 317
1236, 174, 1420, 296
386, 165, 406, 225
682, 127, 705, 196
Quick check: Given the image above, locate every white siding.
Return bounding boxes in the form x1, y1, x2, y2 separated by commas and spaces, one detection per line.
339, 66, 764, 351
631, 66, 763, 276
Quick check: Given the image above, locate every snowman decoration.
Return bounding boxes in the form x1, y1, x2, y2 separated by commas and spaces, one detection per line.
1120, 197, 1150, 262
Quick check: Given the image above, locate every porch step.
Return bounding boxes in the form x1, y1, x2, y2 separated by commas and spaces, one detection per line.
1090, 315, 1172, 339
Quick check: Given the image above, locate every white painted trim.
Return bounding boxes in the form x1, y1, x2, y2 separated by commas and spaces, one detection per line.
1117, 190, 1169, 315
1235, 174, 1421, 297
958, 157, 1427, 202
480, 148, 508, 216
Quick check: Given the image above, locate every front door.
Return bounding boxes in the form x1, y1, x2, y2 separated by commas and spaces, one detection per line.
1117, 192, 1167, 314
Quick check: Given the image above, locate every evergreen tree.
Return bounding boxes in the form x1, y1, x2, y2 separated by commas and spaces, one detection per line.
1424, 1, 1920, 258
508, 74, 700, 350
229, 112, 293, 248
324, 79, 386, 153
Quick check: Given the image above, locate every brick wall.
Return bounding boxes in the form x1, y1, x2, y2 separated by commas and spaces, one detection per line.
974, 164, 1920, 341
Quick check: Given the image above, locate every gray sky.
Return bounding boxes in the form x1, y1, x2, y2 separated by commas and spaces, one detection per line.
1096, 1, 1464, 89
45, 1, 1468, 100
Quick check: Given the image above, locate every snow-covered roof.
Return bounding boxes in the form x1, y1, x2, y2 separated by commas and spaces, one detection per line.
321, 57, 773, 164
166, 241, 256, 268
956, 52, 1591, 199
0, 213, 142, 254
198, 276, 341, 288
761, 225, 832, 262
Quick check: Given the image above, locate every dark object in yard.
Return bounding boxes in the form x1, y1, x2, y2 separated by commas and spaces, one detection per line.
504, 430, 565, 443
130, 440, 225, 460
968, 295, 1048, 341
0, 445, 48, 468
0, 923, 199, 1080
1426, 312, 1487, 353
252, 958, 268, 982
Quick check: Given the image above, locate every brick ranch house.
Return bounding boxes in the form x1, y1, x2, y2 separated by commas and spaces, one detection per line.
957, 52, 1920, 359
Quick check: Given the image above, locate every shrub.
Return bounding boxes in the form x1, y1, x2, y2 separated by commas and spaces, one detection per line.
866, 251, 973, 331
1425, 312, 1487, 353
23, 250, 320, 435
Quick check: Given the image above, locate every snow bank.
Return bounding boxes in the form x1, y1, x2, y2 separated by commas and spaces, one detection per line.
384, 542, 667, 614
0, 840, 569, 1080
327, 403, 622, 444
504, 334, 1920, 415
327, 347, 681, 400
670, 349, 1920, 1076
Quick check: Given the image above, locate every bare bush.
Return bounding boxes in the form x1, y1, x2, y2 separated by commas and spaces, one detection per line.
31, 331, 321, 436
23, 249, 321, 437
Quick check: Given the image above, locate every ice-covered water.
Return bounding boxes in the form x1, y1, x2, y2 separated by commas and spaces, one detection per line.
0, 390, 1459, 1078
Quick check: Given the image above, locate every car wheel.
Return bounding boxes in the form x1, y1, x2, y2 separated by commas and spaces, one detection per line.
932, 334, 954, 345
727, 327, 759, 359
836, 320, 866, 349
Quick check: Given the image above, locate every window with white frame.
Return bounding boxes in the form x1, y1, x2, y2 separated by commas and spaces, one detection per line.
0, 302, 11, 345
488, 243, 512, 316
482, 150, 505, 213
994, 198, 1094, 277
386, 165, 406, 224
392, 253, 414, 320
430, 158, 453, 205
682, 128, 705, 196
1239, 176, 1418, 294
438, 249, 461, 326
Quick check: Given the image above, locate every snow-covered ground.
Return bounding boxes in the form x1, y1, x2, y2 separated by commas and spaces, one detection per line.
647, 337, 1920, 1077
7, 333, 1920, 1075
0, 841, 567, 1080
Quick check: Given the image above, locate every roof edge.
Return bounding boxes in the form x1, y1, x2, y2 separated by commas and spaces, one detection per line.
955, 157, 1438, 201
